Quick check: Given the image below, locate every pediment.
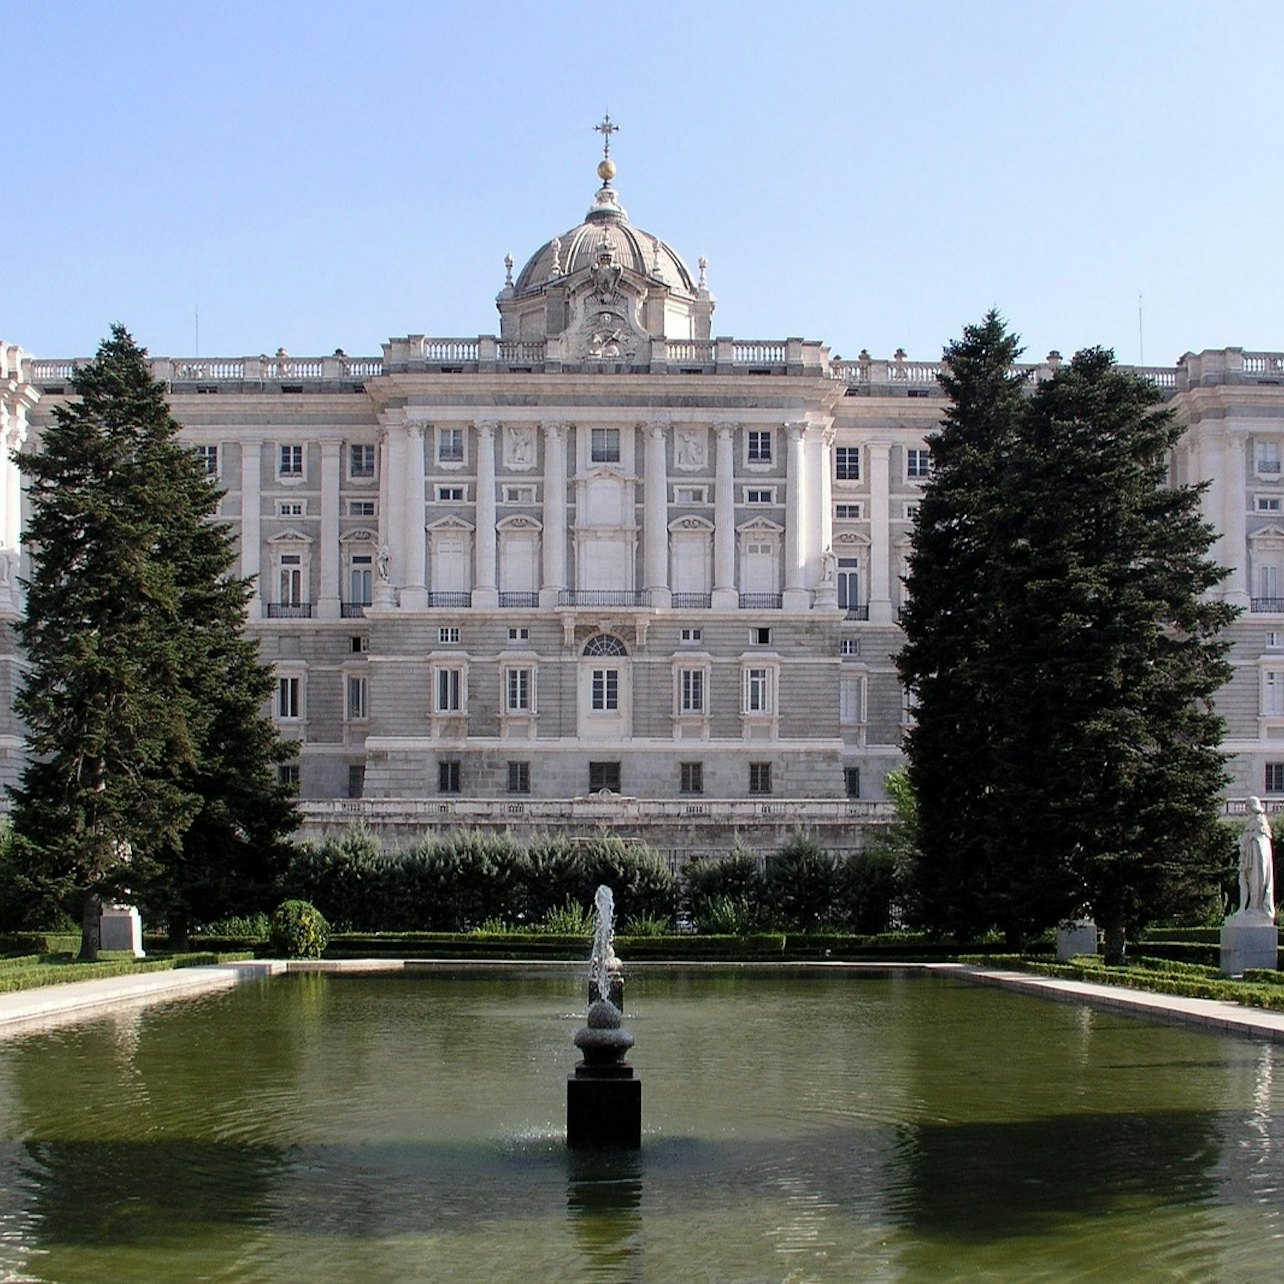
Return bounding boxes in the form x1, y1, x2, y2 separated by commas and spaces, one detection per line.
669, 515, 714, 533
266, 527, 312, 546
497, 514, 543, 532
427, 515, 475, 533
1250, 523, 1284, 543
736, 516, 784, 535
340, 527, 377, 544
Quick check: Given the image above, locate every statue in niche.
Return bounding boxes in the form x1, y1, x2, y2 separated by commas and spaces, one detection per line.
675, 427, 706, 470
590, 239, 623, 303
1238, 796, 1276, 919
507, 426, 534, 467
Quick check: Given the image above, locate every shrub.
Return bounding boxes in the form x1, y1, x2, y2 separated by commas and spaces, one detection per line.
682, 848, 764, 930
763, 834, 838, 931
702, 894, 758, 935
269, 900, 330, 959
195, 912, 271, 940
542, 899, 593, 936
621, 913, 670, 938
833, 850, 899, 934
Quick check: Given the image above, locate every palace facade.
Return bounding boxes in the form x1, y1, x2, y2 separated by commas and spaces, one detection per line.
2, 155, 1282, 851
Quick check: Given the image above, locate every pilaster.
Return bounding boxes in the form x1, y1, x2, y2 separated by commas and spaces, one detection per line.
540, 420, 568, 607
317, 438, 342, 619
401, 420, 428, 610
783, 421, 809, 611
867, 441, 893, 624
712, 421, 738, 609
473, 419, 499, 608
644, 419, 670, 606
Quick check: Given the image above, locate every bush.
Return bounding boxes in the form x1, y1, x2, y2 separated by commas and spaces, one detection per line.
541, 899, 593, 936
682, 848, 764, 930
269, 900, 330, 959
702, 895, 758, 935
763, 834, 838, 931
833, 850, 899, 934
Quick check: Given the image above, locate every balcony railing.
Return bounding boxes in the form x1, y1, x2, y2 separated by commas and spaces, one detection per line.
558, 590, 648, 608
341, 602, 368, 618
266, 603, 313, 619
1252, 598, 1284, 613
426, 592, 472, 608
843, 604, 870, 620
739, 593, 783, 610
498, 592, 539, 608
671, 593, 712, 609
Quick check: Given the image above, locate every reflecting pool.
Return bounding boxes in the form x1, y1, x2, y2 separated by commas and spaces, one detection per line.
0, 967, 1281, 1281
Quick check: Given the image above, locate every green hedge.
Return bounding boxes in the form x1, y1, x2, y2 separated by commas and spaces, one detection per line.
0, 952, 253, 995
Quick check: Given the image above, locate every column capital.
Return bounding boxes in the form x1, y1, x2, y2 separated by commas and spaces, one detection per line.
714, 420, 738, 441
377, 407, 406, 430
475, 418, 499, 439
541, 419, 569, 441
785, 420, 808, 442
644, 418, 670, 440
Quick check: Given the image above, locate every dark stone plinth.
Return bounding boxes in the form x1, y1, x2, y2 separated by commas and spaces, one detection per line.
567, 1071, 642, 1149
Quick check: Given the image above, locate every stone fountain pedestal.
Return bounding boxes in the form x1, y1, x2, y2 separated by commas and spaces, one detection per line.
1220, 912, 1278, 977
567, 997, 641, 1150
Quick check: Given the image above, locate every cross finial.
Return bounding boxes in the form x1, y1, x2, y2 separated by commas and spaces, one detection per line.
594, 112, 619, 159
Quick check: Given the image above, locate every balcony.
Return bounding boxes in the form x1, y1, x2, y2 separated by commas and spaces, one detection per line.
671, 593, 712, 609
739, 593, 783, 610
1252, 599, 1284, 613
843, 604, 870, 621
266, 603, 313, 619
498, 592, 539, 608
341, 602, 368, 618
558, 590, 648, 608
427, 592, 472, 608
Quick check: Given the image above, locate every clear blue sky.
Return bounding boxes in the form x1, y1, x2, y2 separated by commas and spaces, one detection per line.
7, 0, 1281, 369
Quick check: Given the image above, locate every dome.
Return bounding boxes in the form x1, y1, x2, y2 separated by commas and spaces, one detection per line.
513, 181, 697, 297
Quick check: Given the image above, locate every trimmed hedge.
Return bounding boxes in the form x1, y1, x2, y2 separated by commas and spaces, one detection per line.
0, 951, 253, 995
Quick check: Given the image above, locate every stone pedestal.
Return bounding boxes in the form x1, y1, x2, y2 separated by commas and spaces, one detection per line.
1056, 920, 1098, 962
1220, 914, 1278, 976
567, 1069, 641, 1150
99, 904, 145, 958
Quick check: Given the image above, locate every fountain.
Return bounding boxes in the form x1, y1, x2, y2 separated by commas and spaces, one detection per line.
567, 885, 641, 1149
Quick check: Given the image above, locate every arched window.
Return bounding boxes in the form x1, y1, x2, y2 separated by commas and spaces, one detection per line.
582, 634, 628, 658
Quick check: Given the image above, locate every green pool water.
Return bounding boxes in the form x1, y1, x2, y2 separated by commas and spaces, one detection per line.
0, 966, 1279, 1282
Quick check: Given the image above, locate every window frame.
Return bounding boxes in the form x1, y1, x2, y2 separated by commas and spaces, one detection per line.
590, 427, 621, 464
748, 762, 773, 795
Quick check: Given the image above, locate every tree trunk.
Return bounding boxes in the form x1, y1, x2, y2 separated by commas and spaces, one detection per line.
169, 913, 190, 953
79, 892, 102, 962
1103, 915, 1127, 967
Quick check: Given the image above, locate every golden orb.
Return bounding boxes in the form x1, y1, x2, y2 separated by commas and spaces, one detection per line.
597, 158, 617, 182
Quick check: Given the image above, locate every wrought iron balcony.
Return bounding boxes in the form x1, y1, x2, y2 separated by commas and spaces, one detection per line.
340, 602, 368, 618
671, 593, 712, 609
558, 590, 648, 607
843, 604, 870, 620
739, 593, 783, 610
498, 592, 540, 608
426, 592, 472, 608
1252, 598, 1284, 613
266, 603, 313, 619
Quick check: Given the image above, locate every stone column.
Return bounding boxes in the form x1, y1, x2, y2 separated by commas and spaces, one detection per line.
867, 441, 893, 624
540, 420, 568, 607
1224, 427, 1250, 607
712, 421, 738, 609
783, 421, 810, 611
644, 419, 670, 606
0, 405, 28, 613
473, 419, 499, 608
241, 441, 262, 618
401, 420, 428, 610
373, 421, 397, 606
317, 438, 342, 620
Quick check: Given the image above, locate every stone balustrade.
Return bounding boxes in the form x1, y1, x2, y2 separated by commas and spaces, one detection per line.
18, 345, 1283, 395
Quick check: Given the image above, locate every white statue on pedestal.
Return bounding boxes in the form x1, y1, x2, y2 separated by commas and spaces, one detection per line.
1238, 796, 1276, 920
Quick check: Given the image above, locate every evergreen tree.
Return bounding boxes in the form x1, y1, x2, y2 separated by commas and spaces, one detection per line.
994, 348, 1235, 961
10, 326, 297, 956
897, 312, 1035, 940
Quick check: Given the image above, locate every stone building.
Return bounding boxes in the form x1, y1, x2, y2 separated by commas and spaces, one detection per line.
2, 148, 1283, 850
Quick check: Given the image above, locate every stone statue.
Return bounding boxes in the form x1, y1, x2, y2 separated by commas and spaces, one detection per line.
1238, 796, 1276, 919
675, 427, 705, 469
820, 546, 838, 586
376, 544, 391, 584
508, 426, 533, 465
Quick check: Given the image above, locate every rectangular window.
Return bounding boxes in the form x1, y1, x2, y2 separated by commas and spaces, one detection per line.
1257, 496, 1282, 513
748, 762, 772, 795
906, 448, 931, 479
680, 762, 704, 795
438, 427, 464, 463
506, 667, 533, 712
437, 485, 465, 502
751, 627, 772, 645
346, 675, 368, 720
1268, 632, 1283, 650
835, 503, 862, 520
680, 668, 705, 713
1266, 670, 1284, 716
438, 760, 461, 793
507, 761, 530, 794
436, 668, 462, 713
279, 444, 304, 477
674, 485, 708, 504
277, 501, 305, 517
840, 638, 860, 656
349, 500, 376, 517
439, 627, 461, 643
278, 554, 303, 606
347, 764, 365, 799
591, 427, 621, 463
349, 444, 375, 477
278, 764, 300, 789
744, 667, 772, 714
680, 627, 702, 643
503, 484, 537, 503
277, 676, 300, 719
508, 626, 530, 641
747, 430, 772, 463
1267, 763, 1284, 793
745, 488, 775, 504
591, 668, 619, 711
349, 555, 373, 606
835, 447, 860, 481
589, 761, 621, 793
1256, 440, 1281, 475
905, 504, 920, 520
194, 444, 218, 475
840, 676, 866, 725
351, 634, 368, 653
844, 767, 861, 798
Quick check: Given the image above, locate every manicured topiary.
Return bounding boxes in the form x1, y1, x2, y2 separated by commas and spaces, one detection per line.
269, 899, 330, 959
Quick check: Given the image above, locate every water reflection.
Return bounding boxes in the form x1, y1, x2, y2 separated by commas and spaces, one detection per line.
566, 1149, 643, 1276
